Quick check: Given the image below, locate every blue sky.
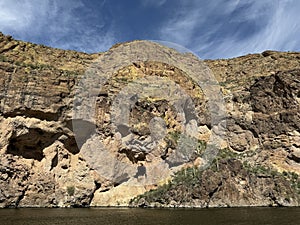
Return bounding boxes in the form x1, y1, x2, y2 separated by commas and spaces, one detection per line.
0, 0, 299, 59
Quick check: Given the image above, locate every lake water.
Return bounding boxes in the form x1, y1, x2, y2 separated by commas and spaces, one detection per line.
0, 207, 299, 225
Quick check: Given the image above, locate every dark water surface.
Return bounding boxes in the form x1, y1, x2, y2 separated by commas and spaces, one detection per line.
0, 207, 299, 225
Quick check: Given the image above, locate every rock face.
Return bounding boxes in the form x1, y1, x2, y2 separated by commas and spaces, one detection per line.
0, 32, 299, 208
130, 151, 300, 208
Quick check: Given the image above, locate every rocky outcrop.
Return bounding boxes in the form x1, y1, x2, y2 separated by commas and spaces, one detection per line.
130, 150, 300, 208
0, 32, 299, 207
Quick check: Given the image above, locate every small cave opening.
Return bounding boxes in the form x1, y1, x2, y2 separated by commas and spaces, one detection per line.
7, 128, 61, 161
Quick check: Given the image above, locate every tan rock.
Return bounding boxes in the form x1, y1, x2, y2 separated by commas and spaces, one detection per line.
0, 32, 300, 208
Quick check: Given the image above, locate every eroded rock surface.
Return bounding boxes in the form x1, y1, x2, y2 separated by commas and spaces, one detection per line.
0, 32, 299, 207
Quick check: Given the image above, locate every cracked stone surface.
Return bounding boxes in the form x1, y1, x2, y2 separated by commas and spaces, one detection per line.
0, 32, 299, 207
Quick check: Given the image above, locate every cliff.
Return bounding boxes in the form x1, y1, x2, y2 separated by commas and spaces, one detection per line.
0, 32, 299, 208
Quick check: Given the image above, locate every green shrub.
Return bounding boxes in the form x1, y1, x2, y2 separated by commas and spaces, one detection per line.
196, 140, 206, 156
67, 186, 75, 196
15, 61, 21, 66
168, 131, 181, 142
0, 54, 8, 62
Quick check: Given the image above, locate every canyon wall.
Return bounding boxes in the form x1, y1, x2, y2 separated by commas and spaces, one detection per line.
0, 33, 299, 207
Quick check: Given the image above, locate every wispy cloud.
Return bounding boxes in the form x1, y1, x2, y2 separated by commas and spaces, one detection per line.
0, 0, 116, 53
159, 0, 240, 49
158, 0, 300, 59
0, 0, 299, 58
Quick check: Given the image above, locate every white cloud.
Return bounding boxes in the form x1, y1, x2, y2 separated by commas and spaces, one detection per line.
0, 0, 299, 58
210, 0, 300, 59
159, 0, 240, 48
0, 1, 35, 31
157, 0, 300, 59
0, 0, 116, 53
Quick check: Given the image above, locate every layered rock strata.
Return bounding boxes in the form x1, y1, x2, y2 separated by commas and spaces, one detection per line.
0, 32, 299, 207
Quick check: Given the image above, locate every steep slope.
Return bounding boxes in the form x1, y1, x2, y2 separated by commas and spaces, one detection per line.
0, 32, 299, 207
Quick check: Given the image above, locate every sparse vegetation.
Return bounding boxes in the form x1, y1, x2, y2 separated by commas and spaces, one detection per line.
15, 61, 21, 66
196, 140, 206, 156
0, 54, 8, 62
131, 147, 300, 206
26, 62, 52, 70
282, 171, 300, 193
167, 131, 181, 143
67, 186, 75, 196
